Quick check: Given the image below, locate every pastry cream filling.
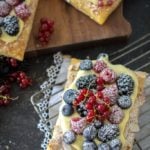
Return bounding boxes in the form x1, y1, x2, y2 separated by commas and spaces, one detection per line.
0, 0, 30, 43
59, 56, 139, 150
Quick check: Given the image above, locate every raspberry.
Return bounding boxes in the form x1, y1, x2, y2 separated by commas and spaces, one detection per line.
6, 0, 20, 6
100, 68, 117, 83
76, 74, 97, 89
93, 60, 107, 73
117, 95, 132, 109
102, 84, 119, 105
109, 105, 124, 124
79, 59, 93, 70
3, 16, 19, 36
63, 130, 76, 144
15, 3, 30, 20
0, 1, 11, 17
98, 124, 120, 142
117, 74, 134, 95
71, 117, 87, 134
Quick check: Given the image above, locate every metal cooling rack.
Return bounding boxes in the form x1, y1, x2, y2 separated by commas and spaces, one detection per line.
31, 33, 150, 150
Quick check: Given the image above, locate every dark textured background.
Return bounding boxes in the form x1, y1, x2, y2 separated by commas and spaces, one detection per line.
0, 0, 150, 150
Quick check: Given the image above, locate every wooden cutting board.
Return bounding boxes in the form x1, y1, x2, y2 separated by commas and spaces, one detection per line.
26, 0, 132, 55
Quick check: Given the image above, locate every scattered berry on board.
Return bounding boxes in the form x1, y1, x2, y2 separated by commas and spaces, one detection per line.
0, 56, 32, 107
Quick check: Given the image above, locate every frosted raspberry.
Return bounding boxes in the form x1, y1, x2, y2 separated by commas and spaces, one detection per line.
100, 68, 117, 83
15, 3, 30, 20
93, 60, 107, 73
102, 84, 118, 105
6, 0, 20, 6
0, 1, 11, 17
109, 105, 124, 124
71, 117, 87, 134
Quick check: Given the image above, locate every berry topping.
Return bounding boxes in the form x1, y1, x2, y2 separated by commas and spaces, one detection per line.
93, 60, 107, 73
98, 124, 120, 142
82, 140, 97, 150
109, 105, 124, 124
63, 89, 78, 105
76, 74, 97, 89
117, 95, 132, 109
83, 125, 97, 140
117, 74, 134, 95
97, 53, 108, 60
0, 1, 11, 17
93, 120, 103, 129
62, 104, 74, 116
76, 103, 88, 117
79, 59, 93, 70
0, 17, 4, 26
63, 130, 76, 144
100, 68, 117, 83
98, 143, 110, 150
109, 138, 122, 150
15, 3, 31, 20
71, 117, 87, 134
3, 16, 19, 36
102, 84, 119, 105
6, 0, 20, 6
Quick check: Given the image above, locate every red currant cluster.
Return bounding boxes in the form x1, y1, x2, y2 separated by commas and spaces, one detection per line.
0, 83, 11, 106
0, 56, 32, 107
98, 0, 113, 7
10, 71, 32, 88
38, 18, 54, 46
73, 85, 111, 123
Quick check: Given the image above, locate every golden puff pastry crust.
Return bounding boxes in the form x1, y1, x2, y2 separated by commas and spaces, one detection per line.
0, 0, 39, 61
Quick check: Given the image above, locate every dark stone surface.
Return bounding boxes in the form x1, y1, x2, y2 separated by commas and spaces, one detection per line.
0, 0, 150, 150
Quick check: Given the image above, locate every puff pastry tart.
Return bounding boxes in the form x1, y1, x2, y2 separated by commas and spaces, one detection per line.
0, 0, 39, 60
47, 54, 147, 150
65, 0, 122, 25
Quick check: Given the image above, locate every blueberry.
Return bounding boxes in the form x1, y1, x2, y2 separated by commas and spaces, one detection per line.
98, 143, 110, 150
83, 125, 97, 140
63, 89, 78, 105
83, 140, 97, 150
117, 95, 132, 109
97, 53, 108, 60
62, 104, 74, 116
93, 120, 103, 129
79, 59, 93, 70
63, 130, 76, 144
109, 139, 122, 150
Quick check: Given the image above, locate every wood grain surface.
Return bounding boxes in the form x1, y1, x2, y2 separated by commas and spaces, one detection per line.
27, 0, 132, 55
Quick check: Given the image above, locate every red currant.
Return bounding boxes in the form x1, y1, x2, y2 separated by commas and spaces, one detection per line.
80, 88, 88, 96
104, 97, 110, 105
97, 91, 103, 99
88, 96, 96, 104
86, 110, 95, 122
85, 103, 93, 110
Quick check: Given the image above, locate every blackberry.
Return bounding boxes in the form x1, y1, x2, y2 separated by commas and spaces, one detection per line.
117, 95, 132, 109
109, 139, 122, 150
93, 120, 103, 129
76, 103, 87, 117
3, 16, 19, 36
63, 89, 78, 105
98, 143, 110, 150
79, 59, 93, 70
117, 74, 134, 95
0, 17, 3, 26
76, 74, 97, 89
98, 124, 120, 142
